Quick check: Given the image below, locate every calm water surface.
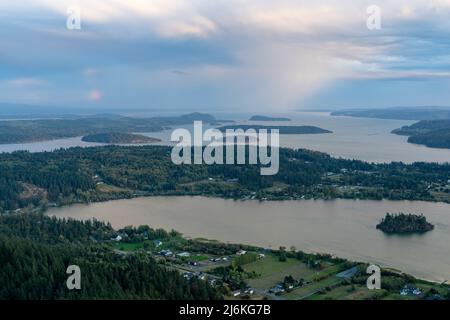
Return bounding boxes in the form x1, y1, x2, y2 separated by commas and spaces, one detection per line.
50, 196, 450, 282
2, 112, 450, 163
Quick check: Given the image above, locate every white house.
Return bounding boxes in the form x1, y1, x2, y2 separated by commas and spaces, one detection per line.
232, 290, 241, 297
177, 252, 190, 258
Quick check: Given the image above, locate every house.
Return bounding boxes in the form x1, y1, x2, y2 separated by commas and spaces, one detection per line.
113, 235, 122, 242
412, 288, 422, 295
400, 285, 422, 296
177, 252, 190, 258
269, 285, 285, 295
183, 272, 194, 280
232, 290, 241, 297
244, 288, 254, 295
400, 288, 409, 296
159, 249, 173, 257
236, 250, 247, 256
153, 240, 162, 247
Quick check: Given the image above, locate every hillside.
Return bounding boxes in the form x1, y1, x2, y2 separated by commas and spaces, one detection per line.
407, 129, 450, 149
81, 132, 161, 144
0, 113, 226, 144
0, 213, 220, 300
392, 120, 450, 149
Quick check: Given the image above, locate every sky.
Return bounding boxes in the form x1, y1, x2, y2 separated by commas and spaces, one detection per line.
1, 0, 450, 112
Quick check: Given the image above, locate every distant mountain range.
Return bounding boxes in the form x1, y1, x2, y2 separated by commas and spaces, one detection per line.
331, 107, 450, 121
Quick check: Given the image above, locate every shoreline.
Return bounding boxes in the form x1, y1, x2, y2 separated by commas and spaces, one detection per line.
47, 195, 450, 284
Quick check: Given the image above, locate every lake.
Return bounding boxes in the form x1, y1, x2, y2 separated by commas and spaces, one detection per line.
49, 196, 450, 283
2, 112, 450, 163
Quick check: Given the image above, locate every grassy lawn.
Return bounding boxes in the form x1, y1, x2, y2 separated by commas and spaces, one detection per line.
306, 263, 345, 282
114, 242, 146, 251
191, 254, 209, 261
113, 237, 185, 252
243, 254, 315, 290
284, 276, 342, 300
96, 183, 131, 193
307, 284, 386, 300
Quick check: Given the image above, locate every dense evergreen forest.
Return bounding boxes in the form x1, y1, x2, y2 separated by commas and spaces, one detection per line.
407, 129, 450, 149
392, 120, 450, 149
81, 132, 161, 144
0, 213, 220, 299
0, 145, 449, 212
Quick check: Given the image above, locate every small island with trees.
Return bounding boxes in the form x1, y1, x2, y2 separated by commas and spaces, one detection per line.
249, 115, 291, 121
376, 213, 434, 234
82, 132, 161, 144
217, 125, 332, 134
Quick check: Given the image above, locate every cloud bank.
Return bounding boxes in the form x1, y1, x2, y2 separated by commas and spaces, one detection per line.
1, 0, 450, 111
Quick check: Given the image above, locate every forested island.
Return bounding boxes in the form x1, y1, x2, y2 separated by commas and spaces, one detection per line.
0, 112, 229, 144
1, 145, 450, 212
376, 213, 434, 234
81, 132, 161, 144
392, 120, 450, 149
249, 115, 291, 121
217, 125, 332, 134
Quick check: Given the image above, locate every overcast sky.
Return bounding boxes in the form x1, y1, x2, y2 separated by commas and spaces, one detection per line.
1, 0, 450, 112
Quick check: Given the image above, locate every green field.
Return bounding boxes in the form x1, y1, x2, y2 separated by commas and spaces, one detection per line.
243, 254, 317, 289
306, 284, 383, 300
284, 276, 342, 300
